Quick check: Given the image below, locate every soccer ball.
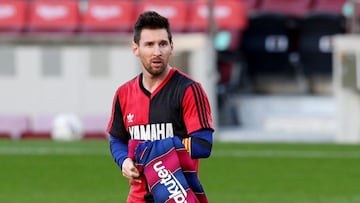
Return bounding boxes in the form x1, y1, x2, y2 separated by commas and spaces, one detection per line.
51, 113, 84, 141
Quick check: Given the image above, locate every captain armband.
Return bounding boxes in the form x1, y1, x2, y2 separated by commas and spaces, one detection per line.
182, 137, 191, 155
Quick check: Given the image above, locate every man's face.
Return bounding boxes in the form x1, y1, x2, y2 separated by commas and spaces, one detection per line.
133, 28, 173, 77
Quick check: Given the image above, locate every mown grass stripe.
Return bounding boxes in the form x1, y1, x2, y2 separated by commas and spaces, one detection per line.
1, 146, 360, 159
213, 149, 360, 159
0, 147, 109, 155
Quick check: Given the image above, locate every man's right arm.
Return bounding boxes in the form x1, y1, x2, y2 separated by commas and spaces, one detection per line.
109, 134, 141, 181
109, 134, 128, 169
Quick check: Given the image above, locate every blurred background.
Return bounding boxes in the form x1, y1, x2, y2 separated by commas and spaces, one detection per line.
0, 0, 360, 144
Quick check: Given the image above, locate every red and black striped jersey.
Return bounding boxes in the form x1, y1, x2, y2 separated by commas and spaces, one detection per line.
107, 68, 214, 141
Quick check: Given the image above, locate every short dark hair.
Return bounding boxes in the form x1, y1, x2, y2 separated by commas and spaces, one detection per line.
133, 11, 172, 44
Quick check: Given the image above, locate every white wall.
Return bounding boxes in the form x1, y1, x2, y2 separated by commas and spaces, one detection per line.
0, 34, 218, 127
0, 44, 138, 119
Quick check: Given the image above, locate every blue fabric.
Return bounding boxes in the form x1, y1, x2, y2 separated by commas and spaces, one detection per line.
133, 137, 208, 203
109, 128, 213, 169
109, 134, 128, 169
189, 129, 213, 159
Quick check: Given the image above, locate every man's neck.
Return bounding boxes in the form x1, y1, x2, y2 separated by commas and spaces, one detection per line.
142, 67, 171, 93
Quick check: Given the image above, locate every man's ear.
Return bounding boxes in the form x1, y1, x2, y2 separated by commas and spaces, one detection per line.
170, 42, 174, 55
132, 41, 139, 56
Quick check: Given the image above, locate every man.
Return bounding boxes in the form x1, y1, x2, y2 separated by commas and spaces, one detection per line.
107, 11, 214, 203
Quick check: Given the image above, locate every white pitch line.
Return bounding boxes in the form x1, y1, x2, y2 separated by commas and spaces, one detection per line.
212, 149, 360, 159
0, 146, 109, 155
1, 146, 360, 159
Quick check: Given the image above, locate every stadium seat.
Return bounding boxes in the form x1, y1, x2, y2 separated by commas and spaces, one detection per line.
136, 0, 189, 32
81, 0, 135, 33
0, 0, 28, 33
28, 0, 80, 33
243, 0, 262, 16
240, 13, 294, 78
311, 0, 347, 15
298, 0, 346, 76
0, 114, 30, 139
21, 114, 53, 139
188, 0, 248, 32
258, 0, 312, 17
202, 0, 249, 97
82, 114, 109, 140
189, 0, 248, 51
239, 0, 312, 79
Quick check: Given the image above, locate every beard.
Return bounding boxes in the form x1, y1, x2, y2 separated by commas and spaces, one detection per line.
143, 61, 167, 77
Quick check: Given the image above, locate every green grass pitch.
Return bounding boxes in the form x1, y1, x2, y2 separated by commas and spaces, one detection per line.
1, 140, 360, 203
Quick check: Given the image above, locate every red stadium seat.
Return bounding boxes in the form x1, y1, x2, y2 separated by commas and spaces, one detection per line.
136, 0, 189, 32
259, 0, 312, 17
189, 0, 248, 32
0, 114, 30, 139
243, 0, 261, 15
82, 114, 109, 140
81, 0, 135, 33
28, 0, 80, 32
0, 0, 27, 32
311, 0, 346, 15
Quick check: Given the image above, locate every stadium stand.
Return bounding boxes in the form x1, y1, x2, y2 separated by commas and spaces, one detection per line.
0, 0, 351, 139
0, 0, 28, 33
28, 0, 81, 33
81, 0, 134, 33
239, 0, 313, 80
188, 0, 248, 33
0, 114, 30, 139
243, 0, 261, 16
136, 0, 189, 33
298, 0, 346, 77
311, 0, 347, 14
258, 0, 312, 17
205, 0, 250, 117
188, 1, 248, 62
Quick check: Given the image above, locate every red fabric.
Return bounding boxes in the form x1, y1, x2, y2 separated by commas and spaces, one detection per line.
127, 176, 148, 203
107, 68, 214, 141
182, 82, 214, 135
